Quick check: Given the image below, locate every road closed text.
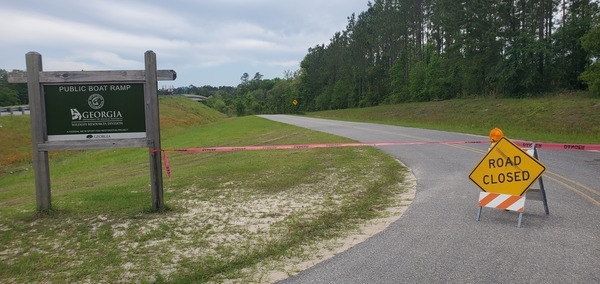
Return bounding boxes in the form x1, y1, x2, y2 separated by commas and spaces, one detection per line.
482, 156, 530, 185
469, 137, 546, 196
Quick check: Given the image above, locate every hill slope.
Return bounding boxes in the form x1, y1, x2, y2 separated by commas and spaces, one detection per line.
0, 96, 225, 173
308, 95, 600, 144
0, 96, 408, 283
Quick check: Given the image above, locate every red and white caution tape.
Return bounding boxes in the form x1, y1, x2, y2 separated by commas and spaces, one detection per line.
162, 150, 171, 180
155, 140, 600, 154
153, 139, 600, 179
513, 141, 600, 151
154, 140, 486, 179
161, 140, 488, 153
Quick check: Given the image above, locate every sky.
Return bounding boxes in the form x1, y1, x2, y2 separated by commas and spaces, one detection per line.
1, 1, 369, 88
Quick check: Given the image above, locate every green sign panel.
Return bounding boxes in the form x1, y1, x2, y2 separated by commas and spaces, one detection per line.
44, 83, 146, 141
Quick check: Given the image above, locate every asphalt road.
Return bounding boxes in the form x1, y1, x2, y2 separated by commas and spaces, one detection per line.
259, 115, 600, 284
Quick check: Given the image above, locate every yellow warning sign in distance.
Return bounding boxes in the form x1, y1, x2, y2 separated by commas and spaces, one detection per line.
469, 137, 546, 196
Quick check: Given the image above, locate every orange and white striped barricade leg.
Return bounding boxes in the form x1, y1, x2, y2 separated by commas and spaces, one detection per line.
477, 192, 526, 227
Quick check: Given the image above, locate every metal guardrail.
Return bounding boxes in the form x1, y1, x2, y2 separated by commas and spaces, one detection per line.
182, 94, 207, 101
0, 105, 30, 116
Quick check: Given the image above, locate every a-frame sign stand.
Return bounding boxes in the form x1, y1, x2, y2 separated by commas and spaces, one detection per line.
8, 51, 176, 211
524, 143, 549, 215
470, 136, 547, 227
476, 143, 549, 227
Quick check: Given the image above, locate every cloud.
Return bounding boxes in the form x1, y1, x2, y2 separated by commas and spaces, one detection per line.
0, 0, 369, 86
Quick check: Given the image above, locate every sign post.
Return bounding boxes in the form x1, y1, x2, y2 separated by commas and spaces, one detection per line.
144, 51, 164, 210
25, 52, 51, 210
7, 51, 176, 211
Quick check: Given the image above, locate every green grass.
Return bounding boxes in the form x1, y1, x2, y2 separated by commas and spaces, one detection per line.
0, 115, 32, 173
307, 94, 600, 144
7, 93, 593, 282
0, 96, 408, 283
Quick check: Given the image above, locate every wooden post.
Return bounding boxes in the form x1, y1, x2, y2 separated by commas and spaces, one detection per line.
26, 52, 52, 211
144, 51, 164, 210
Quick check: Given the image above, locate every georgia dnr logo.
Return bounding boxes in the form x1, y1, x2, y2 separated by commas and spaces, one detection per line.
88, 93, 105, 109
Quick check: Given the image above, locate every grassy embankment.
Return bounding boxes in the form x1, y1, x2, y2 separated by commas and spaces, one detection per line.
2, 94, 597, 282
0, 96, 407, 283
308, 93, 600, 144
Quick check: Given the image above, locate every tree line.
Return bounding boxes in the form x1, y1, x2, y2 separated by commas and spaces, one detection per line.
3, 0, 599, 113
298, 0, 600, 111
177, 0, 600, 114
0, 69, 27, 106
166, 71, 302, 116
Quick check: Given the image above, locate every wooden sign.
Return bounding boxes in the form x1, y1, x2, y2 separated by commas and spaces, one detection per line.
7, 51, 176, 211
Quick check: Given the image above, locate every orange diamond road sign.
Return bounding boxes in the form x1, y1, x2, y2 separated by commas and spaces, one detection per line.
469, 137, 546, 196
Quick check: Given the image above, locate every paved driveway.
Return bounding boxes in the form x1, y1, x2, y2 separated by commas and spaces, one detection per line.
260, 115, 600, 284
